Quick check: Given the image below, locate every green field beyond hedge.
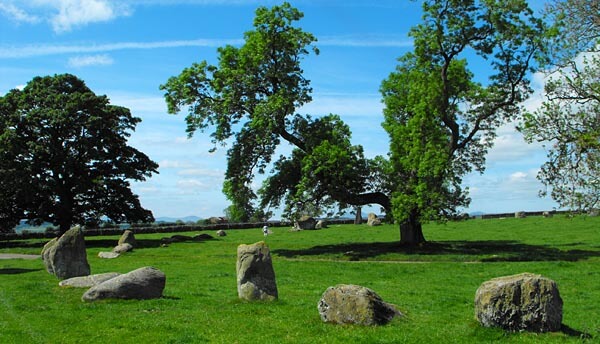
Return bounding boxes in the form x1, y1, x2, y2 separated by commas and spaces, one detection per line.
1, 216, 599, 343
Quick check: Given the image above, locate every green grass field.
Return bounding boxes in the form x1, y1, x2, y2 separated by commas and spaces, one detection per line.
1, 216, 599, 343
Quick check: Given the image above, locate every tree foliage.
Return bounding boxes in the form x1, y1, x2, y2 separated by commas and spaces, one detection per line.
0, 74, 158, 233
381, 0, 546, 243
162, 2, 389, 221
520, 0, 600, 212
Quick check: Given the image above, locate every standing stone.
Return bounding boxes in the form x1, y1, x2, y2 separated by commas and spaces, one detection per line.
59, 272, 121, 288
236, 242, 278, 301
367, 213, 382, 226
318, 284, 402, 325
542, 211, 553, 218
41, 226, 90, 280
515, 211, 526, 218
118, 230, 136, 247
82, 267, 166, 302
474, 273, 563, 332
41, 238, 58, 274
216, 230, 227, 237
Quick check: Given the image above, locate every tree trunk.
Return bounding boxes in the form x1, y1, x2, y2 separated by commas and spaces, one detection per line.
354, 206, 362, 224
399, 210, 426, 245
58, 222, 71, 236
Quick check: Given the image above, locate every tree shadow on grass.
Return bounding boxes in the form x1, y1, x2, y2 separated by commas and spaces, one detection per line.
0, 240, 46, 249
0, 268, 43, 275
272, 240, 600, 262
561, 324, 594, 339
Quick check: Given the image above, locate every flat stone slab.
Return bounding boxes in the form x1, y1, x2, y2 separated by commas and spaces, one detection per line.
59, 272, 121, 288
0, 254, 41, 260
82, 266, 166, 301
98, 251, 120, 259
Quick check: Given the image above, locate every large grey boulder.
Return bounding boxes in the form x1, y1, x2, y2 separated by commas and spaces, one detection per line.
367, 213, 381, 226
59, 272, 121, 288
41, 226, 90, 280
216, 230, 227, 237
113, 243, 133, 254
82, 267, 166, 302
236, 242, 278, 301
474, 273, 563, 332
318, 284, 402, 326
118, 230, 136, 247
515, 211, 526, 218
294, 216, 317, 230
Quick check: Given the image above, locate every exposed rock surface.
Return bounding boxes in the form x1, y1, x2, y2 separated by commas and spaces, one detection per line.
294, 216, 317, 230
236, 242, 278, 301
318, 284, 402, 325
82, 267, 166, 302
59, 272, 121, 288
118, 230, 136, 247
367, 213, 382, 226
98, 251, 120, 259
474, 273, 563, 332
315, 220, 328, 229
41, 226, 90, 280
113, 243, 133, 254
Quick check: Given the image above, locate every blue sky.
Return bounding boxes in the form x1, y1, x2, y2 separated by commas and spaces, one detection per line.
0, 0, 557, 219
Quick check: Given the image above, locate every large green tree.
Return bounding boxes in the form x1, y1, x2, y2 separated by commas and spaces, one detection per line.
162, 1, 546, 245
381, 0, 546, 244
161, 2, 389, 222
0, 74, 158, 234
520, 0, 599, 212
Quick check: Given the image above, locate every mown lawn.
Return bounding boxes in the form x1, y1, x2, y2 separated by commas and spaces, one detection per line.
1, 215, 599, 343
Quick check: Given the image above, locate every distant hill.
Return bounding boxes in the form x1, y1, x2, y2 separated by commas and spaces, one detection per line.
155, 216, 202, 223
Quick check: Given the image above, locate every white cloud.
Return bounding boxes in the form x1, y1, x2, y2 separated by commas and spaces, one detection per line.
0, 0, 130, 33
178, 168, 224, 177
67, 54, 114, 67
508, 171, 528, 183
41, 0, 131, 33
159, 160, 194, 169
319, 35, 413, 48
0, 38, 245, 59
176, 178, 221, 193
0, 3, 40, 24
0, 35, 411, 60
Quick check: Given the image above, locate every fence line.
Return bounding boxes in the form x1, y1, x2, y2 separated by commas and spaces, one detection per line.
0, 210, 574, 241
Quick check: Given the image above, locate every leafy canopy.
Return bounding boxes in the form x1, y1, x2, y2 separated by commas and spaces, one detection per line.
381, 0, 546, 242
0, 74, 158, 232
162, 2, 388, 221
520, 0, 600, 211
